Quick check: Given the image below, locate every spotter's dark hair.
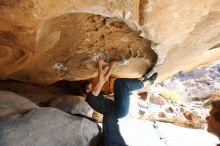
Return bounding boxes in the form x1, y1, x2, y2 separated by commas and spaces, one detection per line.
211, 99, 220, 123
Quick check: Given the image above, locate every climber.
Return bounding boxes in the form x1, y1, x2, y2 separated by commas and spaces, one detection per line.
83, 57, 158, 146
206, 98, 220, 146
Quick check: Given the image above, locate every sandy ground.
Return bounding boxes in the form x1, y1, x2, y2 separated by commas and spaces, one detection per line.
118, 118, 219, 146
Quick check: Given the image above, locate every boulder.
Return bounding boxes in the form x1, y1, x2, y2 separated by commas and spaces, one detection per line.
0, 107, 99, 146
0, 90, 38, 117
48, 95, 93, 117
149, 95, 165, 105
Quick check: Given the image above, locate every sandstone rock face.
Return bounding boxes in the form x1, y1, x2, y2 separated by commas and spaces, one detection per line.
48, 95, 93, 117
0, 0, 220, 84
0, 90, 38, 117
0, 107, 99, 146
0, 11, 157, 85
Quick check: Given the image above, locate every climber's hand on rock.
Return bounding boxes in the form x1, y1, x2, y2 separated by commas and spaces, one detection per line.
109, 60, 116, 69
97, 56, 104, 65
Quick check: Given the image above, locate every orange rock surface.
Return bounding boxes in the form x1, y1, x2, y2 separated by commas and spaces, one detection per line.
0, 0, 220, 85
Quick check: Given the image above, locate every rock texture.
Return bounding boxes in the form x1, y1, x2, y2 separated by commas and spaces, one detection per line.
0, 90, 38, 117
0, 0, 220, 84
159, 61, 220, 100
0, 11, 156, 85
48, 95, 93, 117
0, 107, 99, 146
130, 91, 208, 129
129, 62, 220, 129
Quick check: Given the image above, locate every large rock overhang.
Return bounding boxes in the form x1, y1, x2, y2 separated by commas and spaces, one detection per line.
0, 0, 220, 85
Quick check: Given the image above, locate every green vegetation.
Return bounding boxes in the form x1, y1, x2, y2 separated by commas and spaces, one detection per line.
160, 90, 182, 104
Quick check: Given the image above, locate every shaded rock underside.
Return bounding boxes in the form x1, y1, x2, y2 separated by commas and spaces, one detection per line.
0, 13, 157, 85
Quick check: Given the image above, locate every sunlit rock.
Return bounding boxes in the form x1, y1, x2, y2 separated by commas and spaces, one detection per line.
0, 0, 219, 84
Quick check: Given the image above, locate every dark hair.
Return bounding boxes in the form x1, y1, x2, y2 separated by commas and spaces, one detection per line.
211, 99, 220, 122
79, 80, 91, 95
213, 112, 220, 123
211, 99, 220, 109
